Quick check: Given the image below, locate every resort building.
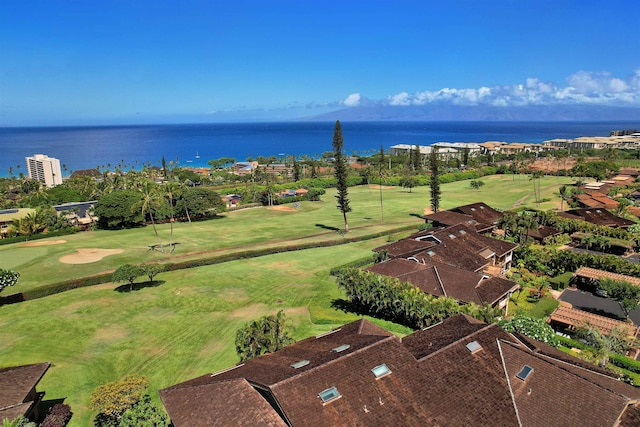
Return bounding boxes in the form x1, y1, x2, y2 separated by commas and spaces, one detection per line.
543, 134, 640, 151
25, 154, 62, 188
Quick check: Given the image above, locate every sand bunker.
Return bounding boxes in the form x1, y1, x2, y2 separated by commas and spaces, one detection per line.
18, 239, 67, 247
268, 205, 297, 212
59, 248, 124, 264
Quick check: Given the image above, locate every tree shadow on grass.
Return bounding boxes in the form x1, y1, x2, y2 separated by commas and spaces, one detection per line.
114, 280, 165, 293
409, 213, 424, 219
315, 224, 340, 231
40, 397, 67, 414
331, 298, 367, 316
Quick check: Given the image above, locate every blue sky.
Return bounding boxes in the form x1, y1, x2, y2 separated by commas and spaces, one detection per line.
1, 0, 639, 125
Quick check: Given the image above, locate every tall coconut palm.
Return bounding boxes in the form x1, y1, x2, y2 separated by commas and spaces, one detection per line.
138, 182, 163, 252
163, 181, 180, 251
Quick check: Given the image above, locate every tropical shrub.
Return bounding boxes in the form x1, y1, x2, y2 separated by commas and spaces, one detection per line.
41, 403, 72, 427
498, 315, 557, 345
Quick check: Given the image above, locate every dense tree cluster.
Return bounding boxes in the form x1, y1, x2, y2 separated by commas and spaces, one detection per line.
336, 268, 501, 329
514, 244, 640, 278
235, 310, 294, 362
90, 375, 166, 427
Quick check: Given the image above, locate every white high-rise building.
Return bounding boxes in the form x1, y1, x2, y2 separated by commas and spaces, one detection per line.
25, 154, 63, 188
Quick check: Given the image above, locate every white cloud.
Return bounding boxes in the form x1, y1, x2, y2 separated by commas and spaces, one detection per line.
343, 93, 361, 107
348, 69, 640, 108
388, 92, 411, 106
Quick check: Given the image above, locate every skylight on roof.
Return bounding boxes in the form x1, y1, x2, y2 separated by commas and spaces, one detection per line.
465, 341, 482, 354
371, 364, 391, 379
427, 250, 435, 256
480, 206, 485, 209
459, 230, 466, 235
516, 365, 534, 381
318, 387, 341, 403
448, 234, 456, 239
471, 208, 476, 211
291, 360, 310, 369
332, 344, 350, 353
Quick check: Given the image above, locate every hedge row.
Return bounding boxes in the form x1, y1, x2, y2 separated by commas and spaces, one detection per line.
1, 224, 418, 305
610, 353, 640, 374
554, 334, 640, 375
0, 228, 79, 246
329, 255, 378, 276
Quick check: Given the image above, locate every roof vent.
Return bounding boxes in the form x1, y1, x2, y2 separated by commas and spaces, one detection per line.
332, 344, 350, 353
318, 387, 342, 403
371, 364, 392, 379
596, 209, 602, 213
471, 207, 476, 211
291, 360, 310, 369
480, 206, 485, 209
516, 365, 534, 381
465, 340, 483, 354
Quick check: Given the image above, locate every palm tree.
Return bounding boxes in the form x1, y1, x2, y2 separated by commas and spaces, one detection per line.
138, 182, 163, 252
576, 325, 632, 367
559, 185, 569, 211
529, 171, 543, 204
377, 146, 387, 223
163, 181, 180, 251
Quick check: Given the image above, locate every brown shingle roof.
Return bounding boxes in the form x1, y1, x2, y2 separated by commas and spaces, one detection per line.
159, 378, 286, 427
565, 208, 635, 228
161, 316, 640, 426
367, 259, 518, 306
0, 362, 50, 421
500, 341, 636, 426
372, 239, 435, 258
453, 202, 503, 227
422, 210, 476, 227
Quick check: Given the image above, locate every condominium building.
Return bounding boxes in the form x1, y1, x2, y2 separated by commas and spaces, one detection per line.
25, 154, 62, 188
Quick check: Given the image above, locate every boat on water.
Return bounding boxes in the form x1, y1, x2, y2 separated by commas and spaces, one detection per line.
195, 151, 200, 159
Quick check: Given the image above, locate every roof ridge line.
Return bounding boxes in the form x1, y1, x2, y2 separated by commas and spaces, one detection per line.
271, 334, 399, 388
500, 340, 639, 401
431, 265, 447, 297
496, 339, 524, 427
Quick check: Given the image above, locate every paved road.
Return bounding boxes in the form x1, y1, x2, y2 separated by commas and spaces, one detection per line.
559, 288, 640, 326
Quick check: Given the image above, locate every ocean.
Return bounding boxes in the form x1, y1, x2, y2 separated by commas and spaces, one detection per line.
0, 121, 638, 177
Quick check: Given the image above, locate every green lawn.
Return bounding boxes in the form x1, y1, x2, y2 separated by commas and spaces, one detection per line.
2, 175, 573, 293
1, 240, 414, 425
0, 174, 573, 425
